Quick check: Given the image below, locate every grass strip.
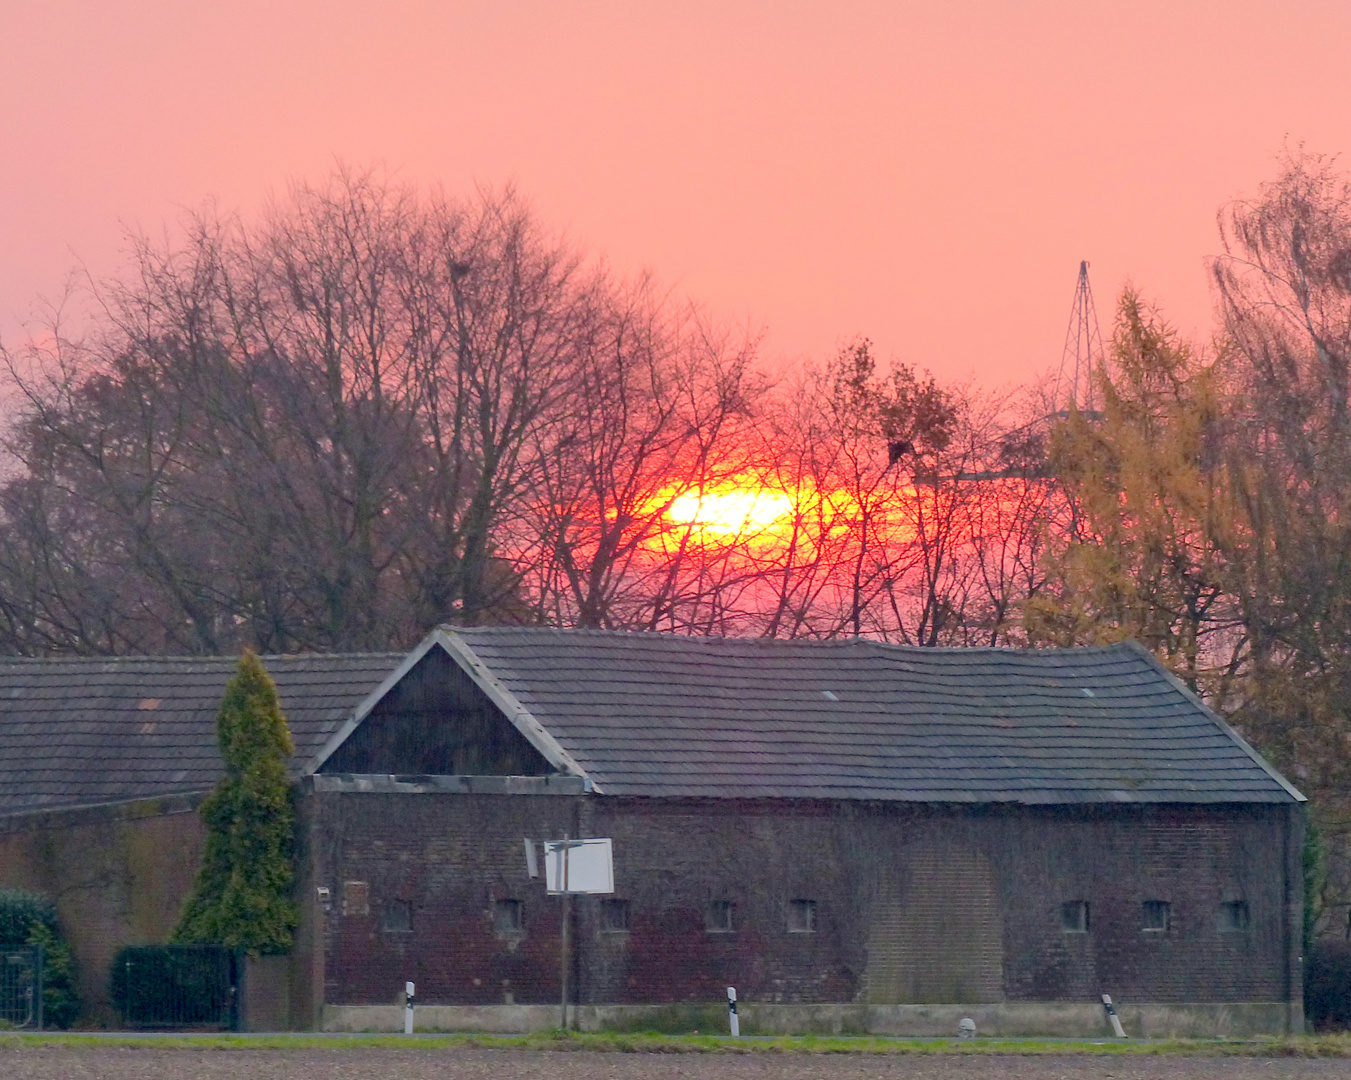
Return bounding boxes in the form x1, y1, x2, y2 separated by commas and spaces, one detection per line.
2, 1031, 1351, 1056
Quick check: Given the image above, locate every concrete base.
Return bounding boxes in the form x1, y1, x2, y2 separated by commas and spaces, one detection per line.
322, 1000, 1295, 1037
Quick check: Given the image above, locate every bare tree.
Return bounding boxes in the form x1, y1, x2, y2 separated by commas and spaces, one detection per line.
525, 287, 764, 631
0, 171, 595, 652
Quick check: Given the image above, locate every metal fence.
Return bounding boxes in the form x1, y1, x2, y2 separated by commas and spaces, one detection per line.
0, 946, 43, 1029
111, 945, 237, 1030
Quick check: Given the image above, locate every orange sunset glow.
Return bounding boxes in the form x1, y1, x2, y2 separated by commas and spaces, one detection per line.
1, 2, 1347, 655
1, 13, 1348, 1029
5, 3, 1351, 384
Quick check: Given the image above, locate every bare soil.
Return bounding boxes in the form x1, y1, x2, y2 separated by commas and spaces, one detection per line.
2, 1047, 1350, 1080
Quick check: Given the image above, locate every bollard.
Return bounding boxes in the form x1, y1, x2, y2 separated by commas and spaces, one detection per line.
727, 986, 739, 1037
958, 1017, 976, 1039
405, 980, 415, 1034
1101, 993, 1127, 1038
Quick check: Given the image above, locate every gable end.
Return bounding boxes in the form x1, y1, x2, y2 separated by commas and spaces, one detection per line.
315, 645, 554, 776
306, 629, 591, 782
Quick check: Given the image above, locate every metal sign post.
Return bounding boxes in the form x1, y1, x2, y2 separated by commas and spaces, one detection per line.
559, 839, 572, 1031
533, 837, 614, 1031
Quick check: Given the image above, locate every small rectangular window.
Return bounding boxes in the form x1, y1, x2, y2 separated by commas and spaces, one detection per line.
1142, 900, 1171, 932
788, 899, 816, 933
1218, 901, 1249, 932
601, 898, 630, 932
342, 880, 369, 917
381, 899, 411, 933
493, 898, 523, 934
1060, 901, 1089, 933
707, 900, 736, 933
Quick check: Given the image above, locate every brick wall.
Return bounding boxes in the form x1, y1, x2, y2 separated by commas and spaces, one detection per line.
308, 787, 1297, 1009
0, 795, 207, 1019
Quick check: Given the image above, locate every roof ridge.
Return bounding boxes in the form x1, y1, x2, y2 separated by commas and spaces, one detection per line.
0, 651, 407, 664
448, 625, 1136, 657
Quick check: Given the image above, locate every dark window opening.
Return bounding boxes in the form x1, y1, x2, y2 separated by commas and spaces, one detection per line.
707, 900, 736, 933
1142, 900, 1171, 932
601, 898, 630, 932
788, 898, 816, 933
1060, 901, 1089, 933
493, 898, 523, 934
1218, 901, 1249, 932
381, 899, 411, 933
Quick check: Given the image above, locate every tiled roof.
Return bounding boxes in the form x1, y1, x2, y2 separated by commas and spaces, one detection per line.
443, 629, 1302, 804
0, 654, 400, 816
0, 631, 1302, 817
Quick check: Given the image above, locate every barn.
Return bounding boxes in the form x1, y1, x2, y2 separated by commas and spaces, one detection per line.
0, 628, 1305, 1035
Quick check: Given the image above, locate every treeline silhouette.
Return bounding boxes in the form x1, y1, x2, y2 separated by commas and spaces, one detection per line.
4, 154, 1351, 928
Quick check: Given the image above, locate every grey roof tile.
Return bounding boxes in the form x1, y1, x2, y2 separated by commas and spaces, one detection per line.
0, 653, 400, 816
0, 630, 1302, 815
446, 628, 1301, 805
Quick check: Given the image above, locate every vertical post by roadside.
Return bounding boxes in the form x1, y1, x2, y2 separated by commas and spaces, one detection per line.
1101, 993, 1127, 1038
559, 838, 570, 1031
537, 834, 613, 1034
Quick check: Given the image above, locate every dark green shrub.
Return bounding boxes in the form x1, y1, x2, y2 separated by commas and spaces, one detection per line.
109, 945, 234, 1027
1307, 939, 1351, 1031
0, 887, 80, 1027
172, 652, 298, 953
0, 888, 53, 944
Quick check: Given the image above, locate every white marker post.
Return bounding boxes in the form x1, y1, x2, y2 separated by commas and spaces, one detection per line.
404, 980, 415, 1034
1101, 993, 1127, 1038
727, 986, 739, 1037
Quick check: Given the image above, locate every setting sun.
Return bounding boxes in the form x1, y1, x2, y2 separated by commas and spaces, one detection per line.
664, 484, 794, 536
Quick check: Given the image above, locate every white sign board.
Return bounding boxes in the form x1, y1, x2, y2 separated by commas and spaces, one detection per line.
544, 838, 614, 894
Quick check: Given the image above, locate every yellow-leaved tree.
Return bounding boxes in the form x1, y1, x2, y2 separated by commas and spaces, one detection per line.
1026, 290, 1239, 696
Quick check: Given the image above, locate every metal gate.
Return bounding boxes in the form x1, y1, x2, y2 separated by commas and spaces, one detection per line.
112, 945, 237, 1030
0, 946, 43, 1029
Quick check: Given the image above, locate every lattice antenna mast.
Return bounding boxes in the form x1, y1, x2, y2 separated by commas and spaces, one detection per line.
1054, 260, 1105, 414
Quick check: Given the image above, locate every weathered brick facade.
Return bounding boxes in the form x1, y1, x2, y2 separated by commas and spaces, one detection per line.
0, 796, 207, 1019
304, 784, 1300, 1014
0, 630, 1305, 1033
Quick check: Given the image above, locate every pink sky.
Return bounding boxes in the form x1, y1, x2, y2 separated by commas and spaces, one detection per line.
3, 1, 1349, 388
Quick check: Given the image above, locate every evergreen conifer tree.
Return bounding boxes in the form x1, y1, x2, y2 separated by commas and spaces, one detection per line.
173, 652, 298, 953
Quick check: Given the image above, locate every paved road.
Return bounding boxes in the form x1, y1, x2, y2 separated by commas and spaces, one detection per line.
2, 1047, 1348, 1080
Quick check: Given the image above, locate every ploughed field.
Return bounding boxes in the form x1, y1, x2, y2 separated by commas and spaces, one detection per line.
2, 1047, 1349, 1080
